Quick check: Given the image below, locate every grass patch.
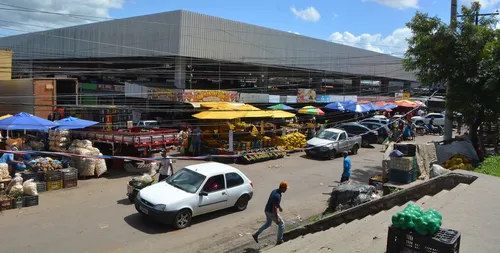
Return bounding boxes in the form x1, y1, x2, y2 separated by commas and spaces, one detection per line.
475, 156, 500, 177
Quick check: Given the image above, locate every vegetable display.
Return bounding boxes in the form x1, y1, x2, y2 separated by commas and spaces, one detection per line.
278, 132, 306, 150
442, 154, 473, 170
392, 204, 443, 236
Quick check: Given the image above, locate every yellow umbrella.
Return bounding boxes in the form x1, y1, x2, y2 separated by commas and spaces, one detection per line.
0, 114, 12, 120
266, 110, 295, 118
192, 111, 244, 120
241, 110, 273, 118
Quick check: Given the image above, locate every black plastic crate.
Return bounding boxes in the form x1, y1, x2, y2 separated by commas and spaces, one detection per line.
60, 168, 78, 180
24, 195, 39, 207
12, 198, 24, 209
389, 169, 416, 184
44, 171, 62, 182
21, 171, 45, 182
36, 181, 46, 193
386, 226, 461, 253
394, 144, 417, 156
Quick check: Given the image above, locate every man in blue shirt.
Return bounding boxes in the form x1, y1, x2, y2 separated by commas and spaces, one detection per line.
252, 181, 289, 245
341, 151, 351, 183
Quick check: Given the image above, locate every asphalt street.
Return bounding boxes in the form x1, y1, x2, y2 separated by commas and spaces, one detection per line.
0, 135, 440, 253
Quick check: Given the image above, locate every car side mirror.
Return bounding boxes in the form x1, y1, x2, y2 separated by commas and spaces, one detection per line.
199, 191, 208, 196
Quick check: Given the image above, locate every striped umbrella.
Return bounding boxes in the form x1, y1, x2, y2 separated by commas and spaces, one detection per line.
298, 106, 325, 115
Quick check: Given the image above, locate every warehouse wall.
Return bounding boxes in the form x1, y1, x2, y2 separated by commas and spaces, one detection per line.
0, 49, 12, 80
0, 79, 35, 115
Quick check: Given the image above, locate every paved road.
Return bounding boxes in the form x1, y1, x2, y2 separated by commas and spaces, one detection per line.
0, 135, 439, 253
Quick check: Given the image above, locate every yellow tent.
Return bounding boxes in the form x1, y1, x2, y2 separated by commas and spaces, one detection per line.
0, 114, 12, 120
192, 111, 244, 120
241, 110, 273, 118
266, 110, 295, 118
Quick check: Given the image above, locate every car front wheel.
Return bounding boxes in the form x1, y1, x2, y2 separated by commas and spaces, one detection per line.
234, 195, 250, 211
173, 209, 192, 230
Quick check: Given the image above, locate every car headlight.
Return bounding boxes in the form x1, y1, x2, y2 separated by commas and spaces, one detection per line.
136, 192, 141, 201
153, 204, 167, 211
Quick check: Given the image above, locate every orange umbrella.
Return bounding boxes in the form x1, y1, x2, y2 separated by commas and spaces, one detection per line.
395, 100, 418, 108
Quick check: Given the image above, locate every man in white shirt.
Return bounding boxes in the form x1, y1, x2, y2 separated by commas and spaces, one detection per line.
158, 151, 173, 181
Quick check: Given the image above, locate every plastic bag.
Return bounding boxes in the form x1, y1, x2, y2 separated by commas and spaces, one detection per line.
0, 163, 9, 179
95, 155, 107, 177
328, 184, 377, 211
430, 164, 450, 178
140, 173, 153, 184
23, 179, 38, 196
80, 158, 96, 176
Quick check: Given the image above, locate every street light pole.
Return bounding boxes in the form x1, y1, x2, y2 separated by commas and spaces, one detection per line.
444, 0, 458, 141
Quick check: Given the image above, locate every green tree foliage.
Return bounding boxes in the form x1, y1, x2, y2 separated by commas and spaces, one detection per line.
403, 2, 500, 151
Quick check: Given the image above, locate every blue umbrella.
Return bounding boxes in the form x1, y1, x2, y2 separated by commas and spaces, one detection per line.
342, 100, 357, 106
55, 116, 99, 130
381, 104, 397, 110
325, 102, 345, 111
363, 103, 381, 111
0, 112, 59, 130
344, 104, 371, 113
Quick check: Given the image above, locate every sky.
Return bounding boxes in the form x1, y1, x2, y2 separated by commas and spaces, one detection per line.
0, 0, 499, 56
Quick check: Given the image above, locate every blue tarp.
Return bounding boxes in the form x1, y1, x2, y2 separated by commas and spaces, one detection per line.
363, 103, 382, 111
344, 104, 371, 113
0, 112, 59, 130
55, 116, 99, 130
325, 102, 345, 111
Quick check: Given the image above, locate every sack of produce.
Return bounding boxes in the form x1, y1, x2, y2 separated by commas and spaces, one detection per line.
9, 184, 23, 195
0, 162, 9, 179
414, 209, 443, 236
81, 158, 96, 176
95, 155, 107, 177
392, 204, 423, 230
430, 164, 450, 178
75, 140, 85, 148
140, 173, 153, 184
23, 179, 38, 196
81, 140, 92, 148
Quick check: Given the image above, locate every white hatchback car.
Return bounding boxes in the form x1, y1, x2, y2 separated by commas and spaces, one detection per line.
135, 162, 254, 229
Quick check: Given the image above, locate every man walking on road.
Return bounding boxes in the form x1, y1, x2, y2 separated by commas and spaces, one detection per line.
252, 181, 289, 245
341, 151, 351, 183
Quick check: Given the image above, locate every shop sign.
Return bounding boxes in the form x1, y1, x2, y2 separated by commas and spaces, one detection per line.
80, 83, 97, 90
279, 95, 287, 103
183, 89, 238, 102
238, 93, 269, 103
268, 95, 280, 103
329, 95, 344, 102
297, 89, 316, 103
148, 88, 184, 102
97, 84, 125, 92
315, 95, 330, 103
344, 95, 358, 102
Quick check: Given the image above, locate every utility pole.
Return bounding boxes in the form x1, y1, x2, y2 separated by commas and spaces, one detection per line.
444, 0, 457, 141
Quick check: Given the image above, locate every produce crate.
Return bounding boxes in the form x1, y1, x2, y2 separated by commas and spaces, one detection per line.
63, 179, 78, 188
389, 169, 416, 184
47, 180, 63, 191
21, 171, 45, 182
60, 168, 78, 180
388, 157, 415, 171
394, 144, 417, 156
0, 196, 13, 211
386, 226, 461, 253
45, 171, 62, 182
11, 198, 24, 209
24, 195, 39, 207
36, 181, 46, 193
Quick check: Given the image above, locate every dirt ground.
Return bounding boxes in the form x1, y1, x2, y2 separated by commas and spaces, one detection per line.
0, 135, 440, 253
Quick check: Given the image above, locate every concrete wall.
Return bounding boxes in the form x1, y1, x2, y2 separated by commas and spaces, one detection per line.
0, 49, 12, 80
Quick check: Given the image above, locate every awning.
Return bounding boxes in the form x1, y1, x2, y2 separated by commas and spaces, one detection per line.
266, 110, 295, 118
189, 102, 245, 109
192, 111, 244, 120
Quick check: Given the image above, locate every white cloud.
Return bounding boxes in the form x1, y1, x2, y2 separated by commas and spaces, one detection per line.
461, 0, 500, 9
0, 0, 124, 33
290, 6, 321, 22
361, 0, 419, 10
328, 27, 412, 56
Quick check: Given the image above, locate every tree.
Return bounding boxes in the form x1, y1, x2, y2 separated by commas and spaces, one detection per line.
403, 2, 500, 155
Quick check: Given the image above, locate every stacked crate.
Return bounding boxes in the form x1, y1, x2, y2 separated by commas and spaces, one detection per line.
45, 171, 62, 191
60, 168, 78, 188
21, 171, 46, 193
388, 144, 419, 184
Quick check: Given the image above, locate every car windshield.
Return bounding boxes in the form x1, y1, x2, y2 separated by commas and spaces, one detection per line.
166, 168, 206, 193
144, 121, 159, 128
316, 130, 339, 140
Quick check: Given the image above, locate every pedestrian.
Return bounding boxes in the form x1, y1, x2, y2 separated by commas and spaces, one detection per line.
157, 151, 173, 181
341, 151, 351, 183
252, 181, 289, 246
192, 126, 202, 156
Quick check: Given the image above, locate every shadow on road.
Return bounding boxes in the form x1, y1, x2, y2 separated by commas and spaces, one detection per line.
117, 198, 132, 205
243, 248, 261, 253
124, 208, 238, 235
349, 166, 383, 183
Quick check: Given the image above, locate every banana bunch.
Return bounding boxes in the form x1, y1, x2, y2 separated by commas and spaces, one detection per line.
443, 154, 473, 170
278, 132, 306, 150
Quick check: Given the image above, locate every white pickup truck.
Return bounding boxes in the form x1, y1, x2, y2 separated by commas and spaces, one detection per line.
305, 128, 362, 160
411, 113, 445, 127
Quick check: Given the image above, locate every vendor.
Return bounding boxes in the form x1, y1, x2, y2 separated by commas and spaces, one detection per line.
0, 147, 26, 176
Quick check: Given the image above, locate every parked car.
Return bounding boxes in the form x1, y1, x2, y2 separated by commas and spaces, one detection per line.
135, 162, 254, 229
360, 117, 390, 125
411, 113, 445, 127
335, 122, 378, 147
305, 128, 362, 160
360, 122, 393, 143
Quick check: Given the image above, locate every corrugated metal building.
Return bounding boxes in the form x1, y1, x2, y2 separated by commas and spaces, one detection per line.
0, 10, 415, 86
0, 49, 12, 80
